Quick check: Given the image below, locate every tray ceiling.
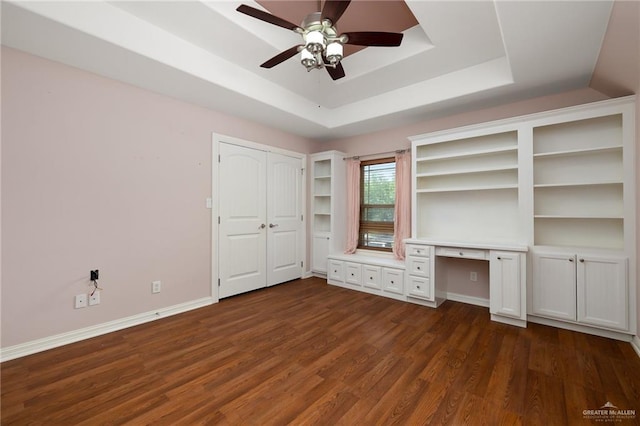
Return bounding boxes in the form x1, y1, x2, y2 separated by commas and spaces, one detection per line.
1, 1, 614, 140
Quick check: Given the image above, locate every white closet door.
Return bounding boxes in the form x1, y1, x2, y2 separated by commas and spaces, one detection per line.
218, 143, 267, 298
267, 152, 302, 286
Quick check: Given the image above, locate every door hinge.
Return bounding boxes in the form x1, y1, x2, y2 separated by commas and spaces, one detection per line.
301, 168, 304, 175
218, 216, 220, 224
218, 278, 221, 287
301, 214, 303, 221
218, 154, 221, 163
301, 261, 304, 267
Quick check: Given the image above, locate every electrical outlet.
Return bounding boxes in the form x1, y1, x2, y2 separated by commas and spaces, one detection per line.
470, 271, 478, 282
152, 281, 161, 294
75, 294, 88, 309
89, 291, 101, 306
90, 269, 99, 281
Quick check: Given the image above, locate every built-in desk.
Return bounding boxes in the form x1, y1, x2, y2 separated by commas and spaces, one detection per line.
404, 239, 528, 328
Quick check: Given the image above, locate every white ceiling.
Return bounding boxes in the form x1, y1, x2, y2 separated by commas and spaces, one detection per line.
1, 1, 614, 141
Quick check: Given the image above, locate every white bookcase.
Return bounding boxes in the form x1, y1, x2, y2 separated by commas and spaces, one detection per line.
532, 114, 624, 249
409, 96, 636, 337
412, 127, 522, 243
310, 151, 346, 274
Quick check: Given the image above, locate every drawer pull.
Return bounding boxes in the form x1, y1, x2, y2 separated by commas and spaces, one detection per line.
416, 285, 421, 289
459, 252, 464, 256
390, 280, 394, 284
370, 276, 373, 280
579, 258, 584, 263
497, 256, 502, 260
416, 266, 421, 270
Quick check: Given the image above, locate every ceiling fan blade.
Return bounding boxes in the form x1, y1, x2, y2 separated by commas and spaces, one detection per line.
321, 0, 351, 25
261, 45, 302, 68
237, 4, 300, 31
324, 62, 346, 80
343, 32, 404, 47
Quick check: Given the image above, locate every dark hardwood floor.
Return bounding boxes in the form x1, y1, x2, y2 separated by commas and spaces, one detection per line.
2, 277, 639, 425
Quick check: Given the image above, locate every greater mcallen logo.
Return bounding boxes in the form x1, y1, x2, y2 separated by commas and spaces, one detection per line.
583, 401, 636, 422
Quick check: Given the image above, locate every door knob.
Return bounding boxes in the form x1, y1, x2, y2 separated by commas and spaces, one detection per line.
269, 223, 279, 228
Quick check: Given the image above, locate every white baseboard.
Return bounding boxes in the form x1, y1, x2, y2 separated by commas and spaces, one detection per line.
632, 336, 640, 359
0, 297, 214, 362
445, 292, 490, 308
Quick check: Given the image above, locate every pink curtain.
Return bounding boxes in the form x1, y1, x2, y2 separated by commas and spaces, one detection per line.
344, 158, 361, 254
393, 151, 411, 260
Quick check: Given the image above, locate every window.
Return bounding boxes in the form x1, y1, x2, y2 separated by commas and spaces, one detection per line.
359, 158, 395, 251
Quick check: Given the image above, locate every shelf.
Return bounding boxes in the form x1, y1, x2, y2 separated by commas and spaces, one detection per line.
314, 193, 331, 197
314, 175, 331, 179
533, 180, 623, 188
534, 215, 623, 220
416, 165, 517, 178
416, 146, 517, 162
417, 185, 518, 193
533, 145, 622, 158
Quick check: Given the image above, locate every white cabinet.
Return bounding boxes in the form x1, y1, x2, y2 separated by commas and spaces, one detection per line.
382, 268, 404, 295
363, 265, 382, 290
532, 250, 629, 331
310, 151, 346, 273
405, 243, 436, 303
326, 254, 406, 302
345, 262, 362, 287
489, 251, 525, 320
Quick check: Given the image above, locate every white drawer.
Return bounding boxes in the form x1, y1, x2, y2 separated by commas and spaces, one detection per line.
382, 268, 404, 295
362, 265, 382, 290
327, 259, 344, 282
436, 247, 488, 260
344, 262, 362, 286
406, 244, 431, 258
407, 276, 432, 301
407, 257, 429, 277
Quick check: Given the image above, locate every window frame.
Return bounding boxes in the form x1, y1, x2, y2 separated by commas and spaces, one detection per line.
358, 157, 396, 252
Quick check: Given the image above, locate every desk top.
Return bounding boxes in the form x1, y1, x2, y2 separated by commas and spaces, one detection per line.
404, 238, 528, 252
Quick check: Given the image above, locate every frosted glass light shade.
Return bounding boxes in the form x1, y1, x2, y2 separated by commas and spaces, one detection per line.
326, 42, 343, 64
301, 48, 317, 69
305, 30, 325, 53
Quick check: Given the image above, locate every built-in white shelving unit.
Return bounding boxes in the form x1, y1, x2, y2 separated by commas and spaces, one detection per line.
409, 96, 636, 338
412, 128, 521, 243
532, 114, 625, 249
311, 151, 346, 274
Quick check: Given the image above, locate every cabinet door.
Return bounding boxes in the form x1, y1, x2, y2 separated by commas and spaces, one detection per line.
577, 255, 628, 331
345, 262, 362, 286
363, 265, 382, 290
327, 259, 344, 283
382, 268, 404, 295
407, 276, 432, 300
312, 235, 330, 273
532, 251, 577, 321
490, 251, 523, 319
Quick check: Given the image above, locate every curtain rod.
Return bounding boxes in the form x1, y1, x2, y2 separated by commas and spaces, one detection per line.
343, 149, 408, 161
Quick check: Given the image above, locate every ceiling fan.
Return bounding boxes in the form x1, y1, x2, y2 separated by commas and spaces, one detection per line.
236, 0, 404, 80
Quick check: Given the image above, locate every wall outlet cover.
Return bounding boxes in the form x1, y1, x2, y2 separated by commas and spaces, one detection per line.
89, 291, 101, 306
75, 294, 88, 309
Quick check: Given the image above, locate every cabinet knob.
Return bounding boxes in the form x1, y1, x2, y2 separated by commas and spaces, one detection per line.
390, 280, 394, 284
569, 258, 574, 262
579, 258, 585, 263
417, 285, 421, 289
258, 223, 266, 229
370, 276, 373, 280
269, 223, 279, 228
417, 266, 421, 270
326, 237, 330, 240
459, 252, 464, 256
497, 256, 502, 260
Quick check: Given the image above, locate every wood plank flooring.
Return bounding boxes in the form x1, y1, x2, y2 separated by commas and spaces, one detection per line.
2, 277, 639, 425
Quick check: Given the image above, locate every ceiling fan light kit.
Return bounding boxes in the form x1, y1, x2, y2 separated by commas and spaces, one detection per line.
237, 1, 403, 80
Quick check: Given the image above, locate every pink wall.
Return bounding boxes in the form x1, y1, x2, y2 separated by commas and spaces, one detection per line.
1, 47, 315, 348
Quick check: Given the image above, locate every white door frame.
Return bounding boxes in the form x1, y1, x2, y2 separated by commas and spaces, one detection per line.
211, 133, 307, 302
